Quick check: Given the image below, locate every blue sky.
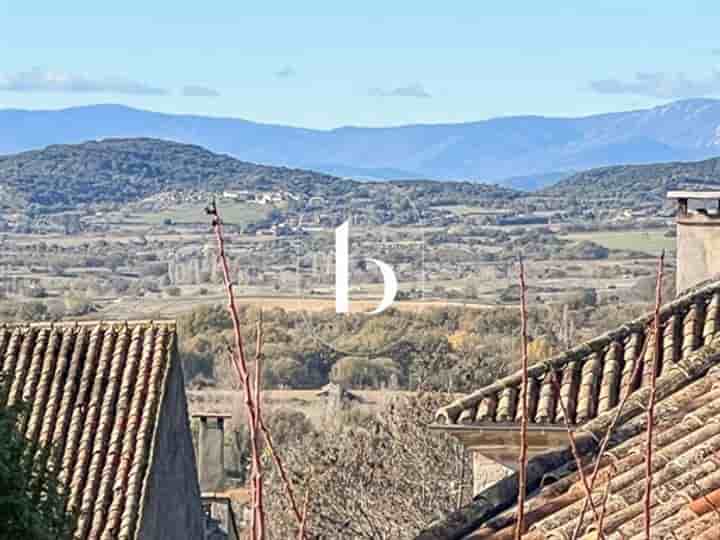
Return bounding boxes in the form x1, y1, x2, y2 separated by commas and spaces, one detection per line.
2, 1, 720, 128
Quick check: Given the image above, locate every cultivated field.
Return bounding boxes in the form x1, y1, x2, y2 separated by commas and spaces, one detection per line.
561, 230, 675, 255
125, 202, 270, 226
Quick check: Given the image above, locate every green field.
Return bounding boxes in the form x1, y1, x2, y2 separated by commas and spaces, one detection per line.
127, 202, 270, 226
432, 205, 507, 217
561, 230, 675, 255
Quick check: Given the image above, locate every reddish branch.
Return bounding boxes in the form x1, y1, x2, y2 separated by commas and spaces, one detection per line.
596, 463, 616, 537
297, 478, 313, 540
207, 200, 265, 540
643, 251, 665, 540
550, 371, 603, 535
253, 316, 265, 540
514, 256, 530, 540
208, 200, 307, 540
571, 251, 665, 539
571, 330, 653, 539
258, 417, 304, 525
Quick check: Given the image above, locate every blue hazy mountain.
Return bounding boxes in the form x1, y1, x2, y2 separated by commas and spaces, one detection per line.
3, 99, 720, 188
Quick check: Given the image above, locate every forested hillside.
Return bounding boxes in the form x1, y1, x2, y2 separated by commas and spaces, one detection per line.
545, 156, 720, 200
0, 138, 350, 209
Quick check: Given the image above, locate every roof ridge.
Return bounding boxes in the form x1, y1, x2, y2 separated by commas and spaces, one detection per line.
436, 278, 720, 424
0, 319, 177, 329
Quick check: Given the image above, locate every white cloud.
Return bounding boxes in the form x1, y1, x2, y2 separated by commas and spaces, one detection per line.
590, 71, 720, 99
369, 83, 432, 99
0, 67, 169, 95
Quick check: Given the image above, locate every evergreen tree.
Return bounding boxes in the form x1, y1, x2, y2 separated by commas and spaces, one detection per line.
0, 379, 75, 540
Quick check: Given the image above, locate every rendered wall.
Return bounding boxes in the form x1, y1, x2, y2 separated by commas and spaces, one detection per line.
677, 219, 720, 293
472, 452, 512, 497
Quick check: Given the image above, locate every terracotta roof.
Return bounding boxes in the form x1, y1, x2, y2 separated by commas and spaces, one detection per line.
0, 320, 178, 540
460, 350, 720, 539
417, 285, 720, 540
435, 278, 720, 428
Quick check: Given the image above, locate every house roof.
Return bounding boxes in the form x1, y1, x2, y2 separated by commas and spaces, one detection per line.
417, 325, 720, 539
435, 278, 720, 428
0, 320, 179, 540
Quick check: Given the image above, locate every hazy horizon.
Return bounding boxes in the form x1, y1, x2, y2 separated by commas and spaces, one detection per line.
4, 2, 720, 128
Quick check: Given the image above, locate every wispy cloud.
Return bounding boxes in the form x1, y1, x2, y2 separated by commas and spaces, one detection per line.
369, 83, 432, 99
0, 67, 168, 95
589, 71, 720, 99
182, 85, 220, 97
275, 66, 296, 79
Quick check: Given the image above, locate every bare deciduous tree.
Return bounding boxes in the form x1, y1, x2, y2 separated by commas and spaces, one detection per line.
263, 393, 472, 540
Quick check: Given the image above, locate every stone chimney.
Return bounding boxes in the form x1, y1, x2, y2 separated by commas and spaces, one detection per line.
668, 191, 720, 293
193, 413, 232, 492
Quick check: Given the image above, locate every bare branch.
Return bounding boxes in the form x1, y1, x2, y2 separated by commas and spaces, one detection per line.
514, 256, 529, 540
298, 477, 313, 540
207, 199, 264, 539
572, 323, 654, 539
253, 312, 265, 540
644, 250, 665, 540
258, 416, 304, 525
596, 461, 616, 538
550, 370, 603, 536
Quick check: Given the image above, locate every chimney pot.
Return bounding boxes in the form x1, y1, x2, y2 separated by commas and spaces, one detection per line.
194, 412, 232, 492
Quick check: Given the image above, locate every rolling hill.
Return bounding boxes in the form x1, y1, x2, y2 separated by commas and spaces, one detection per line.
0, 138, 350, 209
545, 156, 720, 200
0, 138, 519, 214
4, 99, 720, 187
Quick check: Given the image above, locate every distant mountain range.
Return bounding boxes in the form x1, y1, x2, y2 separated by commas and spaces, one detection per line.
3, 99, 720, 188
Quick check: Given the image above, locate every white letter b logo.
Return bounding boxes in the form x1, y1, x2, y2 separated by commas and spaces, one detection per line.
335, 220, 398, 314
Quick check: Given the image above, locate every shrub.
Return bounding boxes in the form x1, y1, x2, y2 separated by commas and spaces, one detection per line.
330, 356, 401, 388
164, 286, 181, 297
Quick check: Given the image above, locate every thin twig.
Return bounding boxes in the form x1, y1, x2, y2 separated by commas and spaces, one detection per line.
549, 371, 603, 536
298, 477, 313, 540
254, 313, 265, 540
571, 330, 654, 539
644, 251, 665, 540
596, 462, 616, 538
571, 253, 664, 540
514, 256, 529, 540
258, 416, 305, 524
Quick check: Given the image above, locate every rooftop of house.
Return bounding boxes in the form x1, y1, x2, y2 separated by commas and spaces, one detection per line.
421, 277, 720, 539
0, 319, 181, 540
434, 277, 720, 431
